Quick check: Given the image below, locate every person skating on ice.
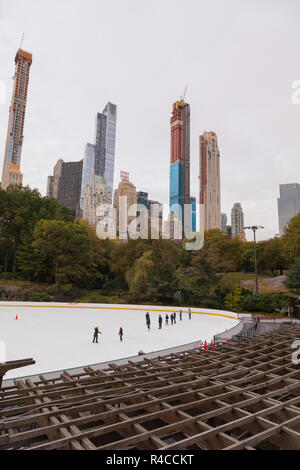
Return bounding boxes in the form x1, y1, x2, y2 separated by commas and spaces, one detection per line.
119, 327, 123, 342
180, 310, 183, 321
93, 326, 102, 343
165, 314, 169, 325
188, 308, 192, 320
158, 315, 163, 330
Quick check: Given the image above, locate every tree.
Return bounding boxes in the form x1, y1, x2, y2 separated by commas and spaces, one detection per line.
126, 251, 154, 298
224, 286, 243, 313
201, 230, 244, 273
260, 238, 286, 276
0, 186, 73, 274
285, 258, 300, 290
282, 214, 300, 264
18, 220, 93, 288
176, 251, 220, 307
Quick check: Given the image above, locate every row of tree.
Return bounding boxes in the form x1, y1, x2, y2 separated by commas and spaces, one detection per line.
0, 186, 300, 308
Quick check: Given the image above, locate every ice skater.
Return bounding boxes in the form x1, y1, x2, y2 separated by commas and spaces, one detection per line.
188, 308, 192, 320
146, 314, 151, 330
119, 327, 123, 342
174, 312, 177, 324
158, 315, 163, 330
171, 313, 174, 325
93, 326, 102, 343
165, 314, 169, 325
180, 310, 183, 321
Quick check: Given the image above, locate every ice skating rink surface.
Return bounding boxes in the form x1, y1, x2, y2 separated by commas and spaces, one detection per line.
0, 302, 240, 379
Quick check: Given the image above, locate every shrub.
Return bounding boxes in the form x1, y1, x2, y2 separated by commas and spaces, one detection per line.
27, 291, 52, 302
241, 293, 287, 313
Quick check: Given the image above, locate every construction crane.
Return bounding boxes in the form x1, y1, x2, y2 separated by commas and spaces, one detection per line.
20, 33, 24, 50
180, 85, 188, 102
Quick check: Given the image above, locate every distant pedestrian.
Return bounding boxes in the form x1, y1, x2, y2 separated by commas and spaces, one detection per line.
146, 313, 151, 330
159, 315, 163, 329
93, 326, 102, 343
174, 312, 176, 324
165, 314, 169, 325
180, 310, 183, 321
171, 313, 174, 325
188, 308, 192, 320
119, 327, 123, 341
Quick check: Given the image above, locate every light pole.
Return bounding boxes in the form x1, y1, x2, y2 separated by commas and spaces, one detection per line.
244, 226, 264, 295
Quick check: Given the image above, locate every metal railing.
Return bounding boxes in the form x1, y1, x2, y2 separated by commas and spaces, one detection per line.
231, 318, 259, 342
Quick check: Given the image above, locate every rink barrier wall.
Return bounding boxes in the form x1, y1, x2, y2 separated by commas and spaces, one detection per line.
0, 302, 238, 321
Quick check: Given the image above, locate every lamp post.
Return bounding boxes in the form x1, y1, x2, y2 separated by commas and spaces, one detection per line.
244, 226, 264, 295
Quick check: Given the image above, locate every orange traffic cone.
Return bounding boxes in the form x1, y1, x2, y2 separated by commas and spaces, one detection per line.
211, 340, 215, 349
204, 340, 208, 351
16, 315, 18, 320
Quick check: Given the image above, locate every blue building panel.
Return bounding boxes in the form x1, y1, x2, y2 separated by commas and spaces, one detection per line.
170, 161, 183, 199
190, 197, 196, 233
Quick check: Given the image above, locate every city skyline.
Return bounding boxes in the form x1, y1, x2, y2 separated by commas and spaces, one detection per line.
1, 0, 300, 241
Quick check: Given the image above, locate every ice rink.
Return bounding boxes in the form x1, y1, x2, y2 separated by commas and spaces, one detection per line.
0, 302, 240, 380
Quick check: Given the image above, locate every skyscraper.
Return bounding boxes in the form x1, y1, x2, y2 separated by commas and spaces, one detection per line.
82, 174, 112, 226
80, 102, 117, 210
47, 159, 63, 199
221, 213, 228, 232
170, 99, 191, 237
47, 159, 83, 217
1, 48, 32, 189
113, 174, 137, 240
231, 203, 245, 239
57, 161, 83, 217
278, 183, 300, 235
95, 102, 117, 193
199, 131, 221, 231
137, 191, 163, 238
80, 143, 96, 211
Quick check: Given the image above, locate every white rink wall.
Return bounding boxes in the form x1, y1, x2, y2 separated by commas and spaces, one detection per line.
0, 302, 240, 380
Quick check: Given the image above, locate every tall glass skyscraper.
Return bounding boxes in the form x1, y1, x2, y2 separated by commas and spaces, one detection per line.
278, 183, 300, 235
80, 143, 96, 210
169, 99, 191, 238
95, 102, 117, 193
81, 102, 117, 211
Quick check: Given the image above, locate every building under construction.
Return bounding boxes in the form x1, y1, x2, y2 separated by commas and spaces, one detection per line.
170, 99, 196, 237
1, 48, 32, 189
0, 325, 299, 450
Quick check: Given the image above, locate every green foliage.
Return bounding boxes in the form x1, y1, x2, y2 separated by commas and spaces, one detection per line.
18, 219, 93, 288
241, 293, 287, 313
26, 291, 52, 302
285, 258, 300, 290
281, 214, 300, 263
0, 185, 73, 274
224, 286, 243, 312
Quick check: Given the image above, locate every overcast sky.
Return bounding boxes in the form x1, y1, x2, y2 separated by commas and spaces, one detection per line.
0, 0, 300, 240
